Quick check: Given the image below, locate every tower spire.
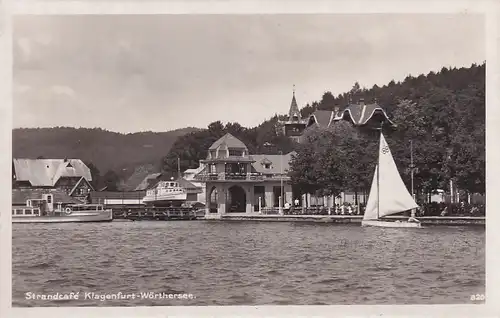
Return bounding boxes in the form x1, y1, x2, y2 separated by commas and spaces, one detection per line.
288, 85, 300, 122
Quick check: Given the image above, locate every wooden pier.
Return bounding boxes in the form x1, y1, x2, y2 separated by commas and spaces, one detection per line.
111, 207, 203, 221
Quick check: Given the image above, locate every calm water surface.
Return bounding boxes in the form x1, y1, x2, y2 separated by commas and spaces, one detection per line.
12, 221, 485, 306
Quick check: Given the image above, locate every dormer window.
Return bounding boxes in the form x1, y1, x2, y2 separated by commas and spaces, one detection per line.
229, 149, 243, 157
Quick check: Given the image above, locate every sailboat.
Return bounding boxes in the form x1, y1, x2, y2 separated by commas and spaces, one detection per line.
361, 132, 422, 228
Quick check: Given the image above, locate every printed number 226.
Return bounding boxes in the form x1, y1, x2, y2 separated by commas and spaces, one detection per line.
470, 294, 485, 301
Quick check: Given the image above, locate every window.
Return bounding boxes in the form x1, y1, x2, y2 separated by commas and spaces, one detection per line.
25, 210, 33, 215
16, 210, 23, 215
264, 163, 271, 169
229, 150, 243, 157
210, 164, 217, 173
47, 195, 52, 204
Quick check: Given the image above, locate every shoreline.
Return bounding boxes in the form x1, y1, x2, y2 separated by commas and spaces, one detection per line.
200, 214, 485, 226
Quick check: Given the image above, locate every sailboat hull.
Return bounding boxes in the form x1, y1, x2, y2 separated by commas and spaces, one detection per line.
361, 219, 422, 228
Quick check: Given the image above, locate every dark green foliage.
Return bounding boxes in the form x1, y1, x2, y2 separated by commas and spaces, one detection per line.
290, 63, 485, 196
13, 126, 200, 177
84, 161, 101, 189
102, 170, 120, 192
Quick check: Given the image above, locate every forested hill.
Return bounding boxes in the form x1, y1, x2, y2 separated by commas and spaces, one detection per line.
162, 62, 485, 181
12, 127, 200, 177
299, 63, 485, 118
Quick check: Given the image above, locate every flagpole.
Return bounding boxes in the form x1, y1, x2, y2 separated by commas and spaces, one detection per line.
177, 157, 181, 179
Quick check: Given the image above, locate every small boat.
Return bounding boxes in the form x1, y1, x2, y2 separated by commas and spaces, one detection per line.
361, 132, 421, 228
12, 190, 113, 223
142, 181, 187, 206
12, 203, 112, 223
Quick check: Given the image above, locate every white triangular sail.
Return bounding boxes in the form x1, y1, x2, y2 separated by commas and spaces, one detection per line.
363, 133, 418, 220
363, 165, 379, 220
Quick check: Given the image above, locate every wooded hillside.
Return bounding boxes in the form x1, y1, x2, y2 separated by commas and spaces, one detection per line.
13, 127, 200, 189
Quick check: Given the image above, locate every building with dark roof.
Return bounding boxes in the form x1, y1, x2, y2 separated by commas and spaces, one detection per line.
12, 158, 94, 202
305, 98, 395, 131
194, 133, 296, 215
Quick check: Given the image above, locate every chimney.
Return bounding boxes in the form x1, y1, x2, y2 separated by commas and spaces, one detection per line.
359, 98, 365, 105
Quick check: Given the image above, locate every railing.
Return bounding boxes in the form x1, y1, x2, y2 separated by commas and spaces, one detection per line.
112, 207, 198, 220
260, 207, 281, 215
195, 172, 265, 181
12, 207, 40, 216
264, 174, 291, 180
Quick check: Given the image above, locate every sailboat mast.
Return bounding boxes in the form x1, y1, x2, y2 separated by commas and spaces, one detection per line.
377, 122, 383, 220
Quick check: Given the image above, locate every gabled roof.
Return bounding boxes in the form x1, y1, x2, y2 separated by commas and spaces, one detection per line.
208, 133, 248, 150
69, 176, 94, 195
306, 110, 334, 128
183, 165, 205, 180
250, 152, 295, 174
12, 159, 92, 187
134, 173, 162, 191
335, 102, 395, 126
176, 177, 201, 191
121, 164, 158, 191
12, 189, 82, 205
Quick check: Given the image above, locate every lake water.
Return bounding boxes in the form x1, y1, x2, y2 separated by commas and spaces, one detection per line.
12, 221, 485, 306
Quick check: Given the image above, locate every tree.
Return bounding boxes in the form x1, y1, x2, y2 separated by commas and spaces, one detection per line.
318, 91, 336, 110
290, 121, 377, 200
289, 132, 323, 195
102, 170, 120, 191
85, 161, 101, 190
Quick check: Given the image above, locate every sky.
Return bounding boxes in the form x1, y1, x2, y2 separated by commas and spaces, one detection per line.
13, 14, 485, 133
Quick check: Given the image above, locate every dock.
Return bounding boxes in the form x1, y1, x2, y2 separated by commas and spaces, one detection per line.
201, 213, 485, 226
111, 207, 204, 221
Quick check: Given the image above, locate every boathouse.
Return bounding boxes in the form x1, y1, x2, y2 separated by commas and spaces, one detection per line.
194, 133, 295, 215
12, 158, 94, 202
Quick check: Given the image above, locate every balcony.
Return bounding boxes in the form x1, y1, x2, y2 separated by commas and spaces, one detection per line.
195, 172, 265, 182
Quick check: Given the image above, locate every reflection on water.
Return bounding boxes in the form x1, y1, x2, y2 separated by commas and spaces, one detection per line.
12, 221, 485, 306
